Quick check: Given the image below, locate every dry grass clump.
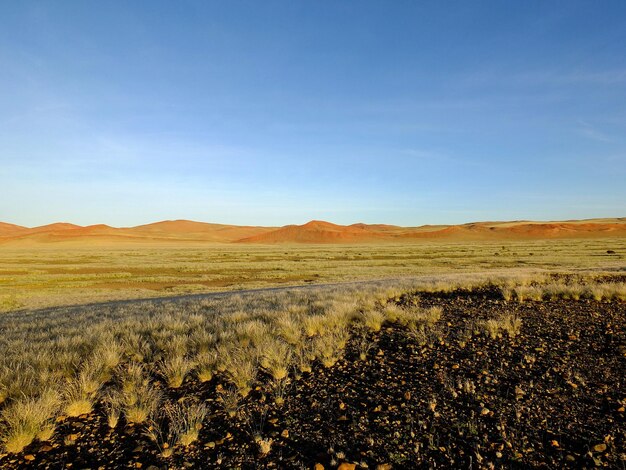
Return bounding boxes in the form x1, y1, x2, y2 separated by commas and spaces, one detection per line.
511, 285, 544, 302
63, 377, 96, 418
502, 280, 626, 303
294, 341, 313, 377
275, 315, 304, 346
218, 386, 241, 418
102, 390, 122, 429
195, 350, 218, 383
271, 378, 290, 405
359, 308, 386, 332
480, 313, 522, 339
234, 319, 269, 348
113, 363, 162, 424
191, 329, 216, 355
159, 354, 195, 388
311, 328, 349, 368
144, 416, 177, 459
221, 347, 258, 396
62, 358, 109, 418
303, 314, 328, 338
355, 330, 375, 361
385, 304, 442, 329
167, 401, 207, 447
259, 338, 293, 381
1, 389, 60, 453
122, 381, 163, 424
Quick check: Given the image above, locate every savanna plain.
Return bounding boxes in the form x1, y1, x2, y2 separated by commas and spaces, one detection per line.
0, 237, 625, 469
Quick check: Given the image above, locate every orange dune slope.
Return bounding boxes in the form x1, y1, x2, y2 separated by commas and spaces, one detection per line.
0, 222, 27, 237
237, 220, 388, 244
0, 218, 624, 246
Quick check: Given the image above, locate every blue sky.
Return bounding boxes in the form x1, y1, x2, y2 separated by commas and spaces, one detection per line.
1, 1, 625, 227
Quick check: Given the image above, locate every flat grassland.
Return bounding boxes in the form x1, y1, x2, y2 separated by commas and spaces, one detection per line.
1, 237, 624, 312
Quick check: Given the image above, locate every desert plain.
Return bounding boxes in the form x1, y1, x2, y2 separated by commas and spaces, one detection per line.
0, 218, 624, 469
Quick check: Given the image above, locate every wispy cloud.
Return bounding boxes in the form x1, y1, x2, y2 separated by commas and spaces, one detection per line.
464, 68, 626, 87
577, 120, 613, 143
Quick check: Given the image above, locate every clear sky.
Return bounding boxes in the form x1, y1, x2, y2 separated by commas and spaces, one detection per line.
1, 1, 625, 227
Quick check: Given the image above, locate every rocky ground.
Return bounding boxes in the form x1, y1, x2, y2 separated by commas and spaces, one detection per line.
1, 287, 624, 469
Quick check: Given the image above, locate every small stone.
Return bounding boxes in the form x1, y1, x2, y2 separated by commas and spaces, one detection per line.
281, 429, 289, 438
40, 445, 53, 452
339, 402, 346, 410
135, 463, 142, 469
314, 464, 324, 470
24, 455, 35, 462
376, 465, 392, 470
338, 464, 356, 470
565, 455, 576, 462
480, 407, 490, 416
551, 440, 559, 447
593, 443, 607, 452
496, 452, 503, 458
205, 441, 216, 449
404, 391, 411, 400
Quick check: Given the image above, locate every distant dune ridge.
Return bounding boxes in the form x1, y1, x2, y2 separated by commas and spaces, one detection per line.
0, 217, 625, 245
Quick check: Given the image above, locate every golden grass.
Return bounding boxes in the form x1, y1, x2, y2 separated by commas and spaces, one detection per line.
480, 313, 522, 339
167, 401, 207, 447
1, 389, 60, 453
1, 237, 624, 312
0, 267, 623, 455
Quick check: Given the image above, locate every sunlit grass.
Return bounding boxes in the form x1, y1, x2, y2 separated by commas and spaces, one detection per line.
0, 237, 624, 312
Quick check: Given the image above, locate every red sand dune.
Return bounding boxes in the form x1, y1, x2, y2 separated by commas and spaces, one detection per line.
0, 222, 27, 237
0, 218, 624, 246
237, 220, 388, 244
127, 220, 273, 242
